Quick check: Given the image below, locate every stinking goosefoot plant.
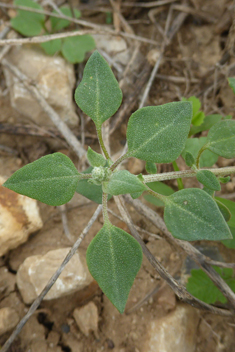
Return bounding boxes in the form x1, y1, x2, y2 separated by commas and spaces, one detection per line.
3, 50, 235, 313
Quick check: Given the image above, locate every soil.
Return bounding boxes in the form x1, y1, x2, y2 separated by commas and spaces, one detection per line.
0, 0, 235, 351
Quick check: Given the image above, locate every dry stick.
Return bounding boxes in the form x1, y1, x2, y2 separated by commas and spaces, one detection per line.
122, 0, 177, 7
123, 195, 235, 313
0, 3, 158, 46
0, 204, 102, 352
114, 195, 232, 316
1, 59, 86, 160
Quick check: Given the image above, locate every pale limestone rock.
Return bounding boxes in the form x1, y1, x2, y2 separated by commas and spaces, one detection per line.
0, 307, 19, 335
17, 248, 93, 304
3, 45, 78, 127
143, 304, 199, 352
93, 34, 127, 53
73, 302, 99, 337
0, 177, 43, 256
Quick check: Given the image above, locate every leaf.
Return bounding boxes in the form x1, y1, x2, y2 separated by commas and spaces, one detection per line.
164, 188, 232, 241
222, 226, 235, 249
215, 197, 235, 228
182, 96, 205, 126
219, 176, 230, 184
3, 153, 80, 206
126, 102, 192, 163
189, 114, 228, 136
86, 223, 143, 313
215, 199, 231, 222
103, 170, 147, 196
202, 187, 214, 197
181, 137, 218, 167
14, 0, 45, 22
61, 35, 95, 64
145, 161, 157, 174
144, 181, 175, 206
186, 267, 235, 304
87, 147, 106, 167
206, 120, 235, 158
11, 16, 43, 36
40, 39, 62, 56
228, 77, 235, 95
184, 151, 195, 167
130, 191, 144, 199
51, 6, 81, 32
196, 170, 221, 191
75, 51, 122, 127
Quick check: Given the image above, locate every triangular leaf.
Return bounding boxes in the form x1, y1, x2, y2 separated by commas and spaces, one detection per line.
86, 223, 143, 313
3, 153, 80, 206
164, 188, 232, 241
103, 170, 147, 196
87, 147, 106, 167
75, 51, 122, 127
126, 102, 192, 163
61, 35, 95, 64
51, 6, 81, 32
196, 170, 221, 191
206, 120, 235, 158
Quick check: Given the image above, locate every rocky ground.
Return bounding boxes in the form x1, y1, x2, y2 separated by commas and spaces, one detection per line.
0, 0, 235, 351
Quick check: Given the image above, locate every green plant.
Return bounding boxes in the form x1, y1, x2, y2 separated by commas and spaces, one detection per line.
3, 51, 235, 313
11, 0, 95, 63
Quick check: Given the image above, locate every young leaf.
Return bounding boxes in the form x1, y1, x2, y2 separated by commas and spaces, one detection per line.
164, 188, 232, 241
228, 77, 235, 95
103, 170, 147, 196
3, 153, 80, 206
218, 176, 230, 184
182, 96, 205, 126
184, 152, 195, 167
87, 147, 106, 167
189, 114, 225, 136
61, 35, 95, 64
181, 137, 218, 168
11, 16, 43, 37
86, 223, 143, 313
206, 120, 235, 158
40, 39, 62, 56
145, 161, 157, 174
186, 267, 235, 304
196, 170, 221, 191
144, 181, 175, 206
75, 51, 122, 127
126, 102, 192, 163
215, 199, 231, 222
50, 7, 81, 32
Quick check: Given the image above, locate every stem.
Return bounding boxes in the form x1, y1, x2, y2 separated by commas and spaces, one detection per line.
196, 144, 208, 169
143, 166, 235, 183
172, 160, 184, 190
145, 186, 167, 204
102, 192, 110, 224
79, 173, 92, 180
109, 152, 130, 171
96, 127, 110, 160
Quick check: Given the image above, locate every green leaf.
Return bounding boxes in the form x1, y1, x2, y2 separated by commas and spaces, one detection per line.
182, 96, 205, 126
11, 16, 43, 36
145, 161, 157, 174
14, 0, 45, 22
189, 114, 227, 136
192, 111, 205, 126
75, 51, 122, 127
202, 187, 214, 197
40, 39, 62, 56
76, 166, 110, 204
215, 197, 235, 228
228, 77, 235, 95
181, 137, 218, 167
86, 223, 143, 313
51, 6, 81, 32
126, 102, 192, 163
3, 153, 80, 206
130, 191, 143, 199
61, 35, 95, 64
187, 267, 235, 304
196, 170, 221, 191
185, 152, 195, 167
164, 188, 232, 241
219, 176, 230, 184
87, 147, 106, 167
206, 120, 235, 159
144, 181, 175, 206
215, 199, 231, 222
103, 170, 147, 196
222, 226, 235, 249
